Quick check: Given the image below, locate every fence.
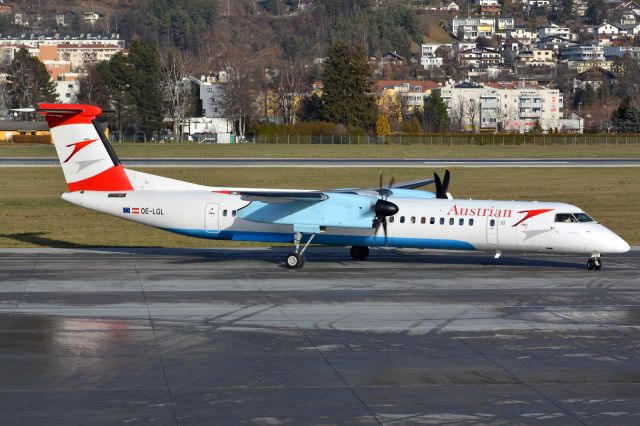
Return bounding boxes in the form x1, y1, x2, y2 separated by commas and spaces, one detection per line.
252, 133, 640, 146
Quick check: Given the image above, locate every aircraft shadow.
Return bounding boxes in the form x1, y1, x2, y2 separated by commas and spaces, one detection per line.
0, 232, 584, 270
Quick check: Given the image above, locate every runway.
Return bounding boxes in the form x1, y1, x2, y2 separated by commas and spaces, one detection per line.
2, 157, 640, 168
1, 247, 639, 425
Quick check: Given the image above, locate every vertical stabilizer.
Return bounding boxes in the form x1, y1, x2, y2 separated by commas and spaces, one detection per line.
38, 103, 133, 192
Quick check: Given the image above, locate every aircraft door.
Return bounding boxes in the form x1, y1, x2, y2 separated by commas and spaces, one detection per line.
204, 203, 220, 233
486, 217, 498, 245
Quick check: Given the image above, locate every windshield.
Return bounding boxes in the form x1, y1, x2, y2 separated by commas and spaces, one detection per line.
573, 213, 594, 222
555, 213, 595, 223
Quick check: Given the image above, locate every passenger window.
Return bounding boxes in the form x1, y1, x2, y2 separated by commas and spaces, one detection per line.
430, 217, 435, 225
411, 216, 416, 224
555, 213, 577, 223
231, 210, 237, 217
490, 219, 495, 227
449, 218, 454, 225
421, 217, 426, 224
223, 210, 228, 217
440, 218, 445, 225
400, 216, 405, 223
469, 218, 474, 226
389, 216, 395, 223
459, 218, 464, 225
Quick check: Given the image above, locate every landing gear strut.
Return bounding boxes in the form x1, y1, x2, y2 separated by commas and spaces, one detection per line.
587, 256, 602, 271
350, 245, 369, 260
285, 232, 315, 269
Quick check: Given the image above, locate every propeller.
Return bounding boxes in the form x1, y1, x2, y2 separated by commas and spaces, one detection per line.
372, 173, 399, 244
434, 169, 451, 199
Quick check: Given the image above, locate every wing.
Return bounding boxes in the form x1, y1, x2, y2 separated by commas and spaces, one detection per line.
332, 178, 435, 195
235, 191, 328, 204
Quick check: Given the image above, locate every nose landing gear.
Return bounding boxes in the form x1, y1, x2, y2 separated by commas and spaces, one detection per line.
587, 257, 602, 271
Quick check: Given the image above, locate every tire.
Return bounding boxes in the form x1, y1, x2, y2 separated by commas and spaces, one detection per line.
350, 245, 369, 260
286, 252, 304, 269
594, 258, 602, 271
587, 259, 595, 270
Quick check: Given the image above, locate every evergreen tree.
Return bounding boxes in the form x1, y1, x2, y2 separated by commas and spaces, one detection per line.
560, 0, 574, 22
530, 119, 544, 134
127, 40, 163, 137
611, 96, 640, 133
5, 48, 58, 109
585, 0, 607, 25
402, 116, 423, 134
321, 42, 376, 129
423, 91, 450, 133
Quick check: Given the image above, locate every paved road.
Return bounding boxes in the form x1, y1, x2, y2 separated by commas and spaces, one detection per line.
2, 157, 640, 167
1, 247, 639, 425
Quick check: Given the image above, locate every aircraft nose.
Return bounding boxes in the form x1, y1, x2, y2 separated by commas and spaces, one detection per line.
614, 237, 631, 253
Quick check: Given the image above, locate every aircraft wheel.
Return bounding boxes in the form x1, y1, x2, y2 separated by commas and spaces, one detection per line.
587, 259, 595, 270
350, 245, 370, 260
594, 258, 602, 271
286, 252, 304, 269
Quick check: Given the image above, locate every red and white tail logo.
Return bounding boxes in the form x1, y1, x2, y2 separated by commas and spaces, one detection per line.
39, 103, 132, 192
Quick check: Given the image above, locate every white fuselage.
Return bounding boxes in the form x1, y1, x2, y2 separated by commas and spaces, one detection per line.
62, 188, 630, 256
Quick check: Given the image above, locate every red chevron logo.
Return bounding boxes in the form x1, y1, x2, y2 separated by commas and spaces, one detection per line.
512, 208, 554, 227
63, 139, 98, 163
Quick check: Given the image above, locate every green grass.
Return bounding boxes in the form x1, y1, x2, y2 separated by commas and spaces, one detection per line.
2, 143, 640, 158
1, 167, 638, 248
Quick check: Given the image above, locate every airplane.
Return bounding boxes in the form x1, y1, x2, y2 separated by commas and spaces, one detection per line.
21, 103, 630, 270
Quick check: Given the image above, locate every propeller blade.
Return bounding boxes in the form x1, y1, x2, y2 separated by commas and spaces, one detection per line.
434, 172, 443, 198
381, 216, 388, 245
442, 169, 451, 195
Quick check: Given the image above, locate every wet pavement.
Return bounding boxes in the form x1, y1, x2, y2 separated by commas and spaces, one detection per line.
0, 247, 639, 425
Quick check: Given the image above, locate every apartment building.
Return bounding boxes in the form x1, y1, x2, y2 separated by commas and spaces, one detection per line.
436, 81, 564, 132
452, 17, 496, 40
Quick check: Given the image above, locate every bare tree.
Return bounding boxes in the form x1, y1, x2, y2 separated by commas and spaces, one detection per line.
449, 95, 466, 132
268, 60, 307, 124
159, 47, 194, 143
467, 98, 479, 132
219, 58, 260, 139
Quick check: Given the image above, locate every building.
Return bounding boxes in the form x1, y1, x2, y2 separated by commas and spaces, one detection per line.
458, 47, 502, 68
506, 27, 537, 45
560, 45, 605, 62
436, 81, 564, 132
479, 0, 501, 15
538, 24, 572, 39
0, 121, 50, 143
187, 72, 236, 140
374, 80, 440, 118
452, 17, 496, 40
604, 45, 640, 60
420, 43, 451, 69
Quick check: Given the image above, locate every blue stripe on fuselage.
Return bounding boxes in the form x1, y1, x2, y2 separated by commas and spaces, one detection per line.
163, 228, 476, 250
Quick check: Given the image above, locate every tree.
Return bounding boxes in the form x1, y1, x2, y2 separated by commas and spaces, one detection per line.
402, 116, 422, 134
127, 40, 163, 138
560, 0, 574, 22
159, 47, 194, 143
268, 60, 308, 125
530, 119, 544, 134
5, 48, 58, 109
375, 114, 391, 136
219, 58, 260, 139
321, 42, 375, 129
611, 96, 640, 133
423, 91, 450, 133
585, 0, 607, 25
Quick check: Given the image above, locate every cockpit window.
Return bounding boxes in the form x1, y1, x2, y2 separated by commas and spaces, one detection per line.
555, 213, 577, 223
574, 213, 594, 222
555, 213, 594, 223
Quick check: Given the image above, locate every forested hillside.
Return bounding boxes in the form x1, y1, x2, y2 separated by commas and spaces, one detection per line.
2, 0, 424, 72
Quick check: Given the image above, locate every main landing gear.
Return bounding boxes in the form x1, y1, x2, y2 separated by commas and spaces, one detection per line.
587, 256, 602, 271
350, 245, 369, 260
285, 232, 316, 269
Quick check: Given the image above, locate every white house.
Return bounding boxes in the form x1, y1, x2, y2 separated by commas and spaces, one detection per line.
452, 17, 496, 40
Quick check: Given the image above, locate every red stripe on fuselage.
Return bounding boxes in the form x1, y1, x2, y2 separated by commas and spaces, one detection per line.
67, 165, 133, 192
512, 208, 554, 227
